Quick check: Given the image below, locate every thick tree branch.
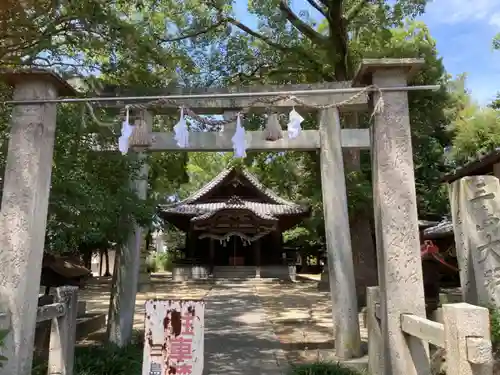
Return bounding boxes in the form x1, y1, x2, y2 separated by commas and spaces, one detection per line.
346, 0, 372, 23
225, 15, 289, 51
226, 15, 333, 80
160, 20, 226, 42
305, 0, 327, 17
205, 1, 334, 80
278, 1, 328, 45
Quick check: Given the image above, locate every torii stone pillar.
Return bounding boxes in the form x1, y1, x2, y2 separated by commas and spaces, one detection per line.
354, 59, 430, 375
107, 109, 151, 346
319, 107, 361, 359
0, 71, 76, 375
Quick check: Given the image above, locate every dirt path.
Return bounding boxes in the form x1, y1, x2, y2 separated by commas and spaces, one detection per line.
253, 278, 368, 363
78, 274, 213, 344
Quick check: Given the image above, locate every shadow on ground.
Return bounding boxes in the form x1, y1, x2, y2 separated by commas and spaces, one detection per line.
75, 275, 369, 367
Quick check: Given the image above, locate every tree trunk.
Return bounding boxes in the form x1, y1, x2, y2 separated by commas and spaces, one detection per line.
82, 250, 92, 270
104, 248, 111, 276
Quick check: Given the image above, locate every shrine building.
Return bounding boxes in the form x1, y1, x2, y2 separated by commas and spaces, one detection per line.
158, 167, 310, 281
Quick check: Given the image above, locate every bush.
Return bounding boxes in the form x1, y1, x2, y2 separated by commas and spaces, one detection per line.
32, 335, 143, 375
289, 362, 365, 375
490, 307, 500, 350
146, 252, 173, 272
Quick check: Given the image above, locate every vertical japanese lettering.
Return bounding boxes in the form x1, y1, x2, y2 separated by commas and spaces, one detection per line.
469, 179, 495, 203
476, 233, 500, 264
170, 337, 193, 362
168, 310, 196, 375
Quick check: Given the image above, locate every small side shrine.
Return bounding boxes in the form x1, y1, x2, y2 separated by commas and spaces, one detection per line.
158, 167, 310, 280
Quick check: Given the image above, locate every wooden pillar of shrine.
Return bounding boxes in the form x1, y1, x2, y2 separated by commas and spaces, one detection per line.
254, 240, 261, 278
209, 238, 215, 273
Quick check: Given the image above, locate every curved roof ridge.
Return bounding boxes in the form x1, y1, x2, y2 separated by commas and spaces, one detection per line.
160, 166, 302, 208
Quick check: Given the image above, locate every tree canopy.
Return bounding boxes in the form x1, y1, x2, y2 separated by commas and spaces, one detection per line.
0, 0, 471, 256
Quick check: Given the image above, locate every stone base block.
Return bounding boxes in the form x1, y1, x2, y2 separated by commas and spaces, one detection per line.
318, 271, 330, 291
77, 300, 87, 317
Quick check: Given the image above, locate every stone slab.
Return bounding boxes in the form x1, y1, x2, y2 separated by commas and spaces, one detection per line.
449, 175, 500, 307
0, 69, 77, 96
352, 58, 425, 86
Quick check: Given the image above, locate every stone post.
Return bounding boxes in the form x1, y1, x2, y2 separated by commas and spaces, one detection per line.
450, 176, 500, 307
107, 110, 151, 346
442, 303, 493, 375
48, 286, 79, 375
366, 287, 384, 375
449, 179, 478, 305
0, 71, 75, 375
319, 107, 361, 359
353, 58, 430, 375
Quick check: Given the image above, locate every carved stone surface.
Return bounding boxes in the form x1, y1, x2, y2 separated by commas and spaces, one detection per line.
370, 67, 430, 375
449, 175, 500, 307
0, 77, 59, 375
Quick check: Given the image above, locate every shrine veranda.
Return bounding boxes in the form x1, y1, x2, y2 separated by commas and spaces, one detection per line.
0, 58, 492, 375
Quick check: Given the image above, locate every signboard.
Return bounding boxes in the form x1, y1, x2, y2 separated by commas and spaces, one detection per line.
143, 300, 205, 375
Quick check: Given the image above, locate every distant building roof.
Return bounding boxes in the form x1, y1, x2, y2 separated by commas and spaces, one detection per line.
441, 148, 500, 183
158, 167, 310, 233
423, 219, 453, 239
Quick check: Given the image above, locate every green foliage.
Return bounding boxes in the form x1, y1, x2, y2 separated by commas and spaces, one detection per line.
451, 107, 500, 162
288, 361, 364, 375
44, 104, 156, 253
446, 75, 500, 164
0, 329, 9, 368
494, 33, 500, 50
32, 338, 143, 375
147, 252, 174, 272
490, 308, 500, 350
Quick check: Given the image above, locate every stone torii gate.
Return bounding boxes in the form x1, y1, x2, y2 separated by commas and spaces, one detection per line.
0, 58, 430, 375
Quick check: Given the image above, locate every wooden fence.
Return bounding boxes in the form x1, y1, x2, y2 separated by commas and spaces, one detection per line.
367, 286, 493, 375
1, 286, 79, 375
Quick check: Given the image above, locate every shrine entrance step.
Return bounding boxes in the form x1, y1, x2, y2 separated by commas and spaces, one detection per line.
203, 280, 286, 375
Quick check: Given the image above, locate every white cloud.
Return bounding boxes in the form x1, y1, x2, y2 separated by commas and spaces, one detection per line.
489, 13, 500, 29
425, 0, 500, 27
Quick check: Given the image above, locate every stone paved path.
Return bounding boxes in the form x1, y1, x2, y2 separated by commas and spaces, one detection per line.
203, 280, 286, 375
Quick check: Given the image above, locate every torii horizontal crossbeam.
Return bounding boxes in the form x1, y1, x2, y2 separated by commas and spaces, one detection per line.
94, 128, 371, 152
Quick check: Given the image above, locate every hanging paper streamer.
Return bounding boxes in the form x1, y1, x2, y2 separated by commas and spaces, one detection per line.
287, 108, 304, 139
231, 114, 247, 158
173, 107, 189, 148
118, 106, 133, 155
264, 113, 283, 141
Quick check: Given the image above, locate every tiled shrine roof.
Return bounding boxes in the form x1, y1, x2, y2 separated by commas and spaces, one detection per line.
422, 219, 453, 239
158, 167, 309, 229
441, 147, 500, 183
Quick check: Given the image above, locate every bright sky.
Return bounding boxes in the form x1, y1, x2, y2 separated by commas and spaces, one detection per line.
422, 0, 500, 105
234, 0, 500, 106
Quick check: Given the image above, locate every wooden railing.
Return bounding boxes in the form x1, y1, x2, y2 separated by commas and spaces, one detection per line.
1, 286, 79, 375
367, 286, 493, 375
